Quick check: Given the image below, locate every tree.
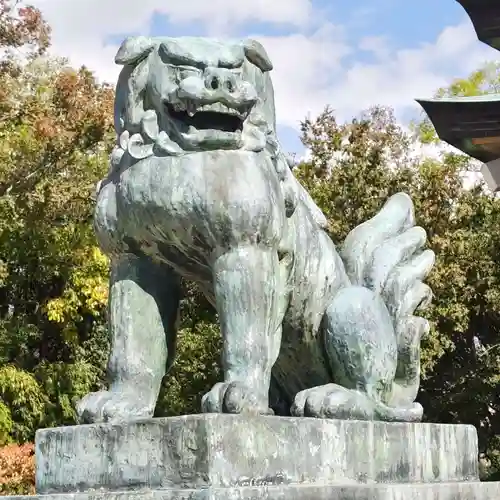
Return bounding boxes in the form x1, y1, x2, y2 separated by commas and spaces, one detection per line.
0, 0, 50, 58
412, 62, 500, 479
0, 2, 225, 438
0, 0, 115, 440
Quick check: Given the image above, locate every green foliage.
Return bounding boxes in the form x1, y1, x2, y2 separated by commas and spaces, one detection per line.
155, 280, 221, 416
0, 401, 13, 446
436, 62, 500, 97
157, 322, 221, 417
410, 63, 500, 478
0, 366, 46, 442
297, 105, 413, 240
34, 360, 105, 428
0, 0, 114, 443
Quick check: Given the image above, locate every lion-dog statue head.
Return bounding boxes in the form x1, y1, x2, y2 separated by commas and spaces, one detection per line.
110, 36, 284, 165
102, 35, 301, 225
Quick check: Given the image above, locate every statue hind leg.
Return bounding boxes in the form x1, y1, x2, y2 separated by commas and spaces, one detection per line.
77, 254, 180, 424
291, 193, 434, 422
291, 285, 423, 421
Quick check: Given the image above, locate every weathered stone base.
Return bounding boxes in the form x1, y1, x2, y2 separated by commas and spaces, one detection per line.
5, 482, 500, 500
35, 415, 479, 493
6, 415, 500, 500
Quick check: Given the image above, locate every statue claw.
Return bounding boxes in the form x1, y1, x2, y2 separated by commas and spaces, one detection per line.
291, 384, 423, 422
291, 384, 376, 420
201, 382, 273, 416
76, 390, 155, 424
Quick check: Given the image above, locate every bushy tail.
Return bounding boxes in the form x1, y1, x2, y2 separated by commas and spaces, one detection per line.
340, 193, 435, 408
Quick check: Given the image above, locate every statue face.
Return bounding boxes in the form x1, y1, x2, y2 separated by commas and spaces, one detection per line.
148, 40, 258, 151
114, 37, 276, 156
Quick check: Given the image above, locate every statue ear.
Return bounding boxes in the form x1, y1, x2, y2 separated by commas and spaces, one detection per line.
115, 36, 156, 65
243, 39, 273, 72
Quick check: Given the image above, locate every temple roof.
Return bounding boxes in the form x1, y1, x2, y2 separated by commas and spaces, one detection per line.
417, 95, 500, 163
456, 0, 500, 50
415, 2, 500, 165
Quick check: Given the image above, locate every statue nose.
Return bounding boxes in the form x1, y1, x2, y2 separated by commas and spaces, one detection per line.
204, 69, 236, 93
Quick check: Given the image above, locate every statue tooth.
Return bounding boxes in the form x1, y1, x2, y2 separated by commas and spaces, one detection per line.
187, 103, 196, 117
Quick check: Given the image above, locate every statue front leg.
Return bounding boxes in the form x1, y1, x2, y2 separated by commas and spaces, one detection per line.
201, 246, 282, 415
77, 254, 180, 424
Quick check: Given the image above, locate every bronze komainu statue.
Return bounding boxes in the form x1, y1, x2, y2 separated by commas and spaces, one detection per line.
77, 36, 435, 424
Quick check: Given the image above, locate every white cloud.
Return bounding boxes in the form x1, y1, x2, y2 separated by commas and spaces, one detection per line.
29, 0, 316, 92
334, 22, 496, 120
27, 0, 500, 156
33, 0, 314, 34
255, 23, 351, 129
358, 35, 391, 60
158, 0, 313, 28
256, 19, 497, 135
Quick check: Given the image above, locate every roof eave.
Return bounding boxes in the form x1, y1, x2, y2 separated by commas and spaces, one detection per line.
456, 0, 500, 50
416, 97, 500, 163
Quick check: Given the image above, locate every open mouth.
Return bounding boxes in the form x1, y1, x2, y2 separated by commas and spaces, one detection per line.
166, 102, 245, 133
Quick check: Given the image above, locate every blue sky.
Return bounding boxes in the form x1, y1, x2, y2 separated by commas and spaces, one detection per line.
34, 0, 498, 156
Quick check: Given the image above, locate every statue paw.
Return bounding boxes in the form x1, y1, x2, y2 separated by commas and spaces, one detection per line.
201, 382, 273, 415
291, 384, 423, 422
291, 384, 376, 420
76, 390, 154, 424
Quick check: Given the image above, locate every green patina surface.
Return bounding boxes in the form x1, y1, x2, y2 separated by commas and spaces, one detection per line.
76, 36, 435, 425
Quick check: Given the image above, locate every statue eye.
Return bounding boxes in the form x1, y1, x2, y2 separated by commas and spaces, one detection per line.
179, 67, 200, 79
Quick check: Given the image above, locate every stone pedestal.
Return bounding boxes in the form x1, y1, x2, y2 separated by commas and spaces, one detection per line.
6, 415, 500, 499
